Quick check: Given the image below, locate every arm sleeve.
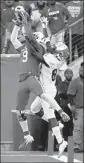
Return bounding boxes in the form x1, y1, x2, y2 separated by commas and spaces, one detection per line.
11, 25, 23, 49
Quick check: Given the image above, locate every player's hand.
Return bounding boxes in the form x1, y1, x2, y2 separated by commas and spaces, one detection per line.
40, 16, 48, 28
60, 112, 70, 122
12, 19, 22, 26
21, 11, 29, 24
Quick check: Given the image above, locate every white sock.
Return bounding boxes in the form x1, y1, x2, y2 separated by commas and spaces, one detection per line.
24, 135, 30, 139
19, 119, 29, 139
52, 126, 63, 144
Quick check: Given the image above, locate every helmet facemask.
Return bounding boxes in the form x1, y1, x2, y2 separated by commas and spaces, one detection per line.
53, 42, 69, 61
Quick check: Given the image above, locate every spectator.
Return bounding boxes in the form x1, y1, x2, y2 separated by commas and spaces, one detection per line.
36, 1, 46, 10
19, 1, 35, 6
46, 1, 70, 44
24, 2, 44, 34
1, 0, 19, 54
1, 1, 19, 33
35, 1, 70, 42
55, 69, 74, 143
67, 62, 84, 152
18, 1, 25, 5
65, 0, 84, 61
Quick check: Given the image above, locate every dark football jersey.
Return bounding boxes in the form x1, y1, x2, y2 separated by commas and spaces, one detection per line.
19, 41, 43, 76
18, 23, 45, 76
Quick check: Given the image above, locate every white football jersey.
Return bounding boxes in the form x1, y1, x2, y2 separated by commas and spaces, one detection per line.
40, 53, 61, 96
41, 53, 61, 82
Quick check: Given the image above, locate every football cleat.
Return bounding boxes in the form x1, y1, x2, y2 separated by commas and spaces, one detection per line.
58, 140, 68, 157
19, 135, 34, 149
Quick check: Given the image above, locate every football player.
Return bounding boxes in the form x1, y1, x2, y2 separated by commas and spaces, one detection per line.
31, 36, 69, 157
11, 5, 70, 150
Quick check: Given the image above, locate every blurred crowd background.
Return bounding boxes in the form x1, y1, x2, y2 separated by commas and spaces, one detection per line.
1, 0, 84, 63
1, 0, 84, 153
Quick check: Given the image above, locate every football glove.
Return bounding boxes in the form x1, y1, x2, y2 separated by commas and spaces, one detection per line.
60, 112, 70, 122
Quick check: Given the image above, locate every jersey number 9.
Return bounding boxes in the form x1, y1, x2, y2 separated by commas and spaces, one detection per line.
22, 47, 28, 62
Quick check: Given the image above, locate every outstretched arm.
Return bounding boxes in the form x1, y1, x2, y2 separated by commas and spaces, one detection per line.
23, 22, 49, 67
23, 22, 43, 52
11, 25, 23, 50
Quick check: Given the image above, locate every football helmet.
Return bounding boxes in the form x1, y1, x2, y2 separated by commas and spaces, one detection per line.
15, 5, 26, 22
15, 5, 25, 13
15, 5, 31, 23
53, 42, 69, 61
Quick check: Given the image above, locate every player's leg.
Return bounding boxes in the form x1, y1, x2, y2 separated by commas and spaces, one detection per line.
31, 94, 67, 155
16, 82, 34, 149
41, 81, 68, 156
31, 96, 48, 122
16, 74, 45, 145
40, 92, 70, 122
29, 76, 63, 115
47, 108, 68, 157
42, 98, 68, 157
31, 94, 68, 156
31, 96, 42, 114
27, 75, 70, 122
30, 76, 68, 156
